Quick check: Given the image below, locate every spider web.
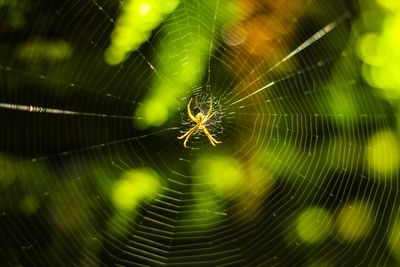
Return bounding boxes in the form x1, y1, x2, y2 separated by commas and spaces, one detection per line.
0, 0, 398, 266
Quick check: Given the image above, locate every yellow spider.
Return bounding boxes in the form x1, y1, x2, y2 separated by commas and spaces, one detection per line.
178, 98, 222, 148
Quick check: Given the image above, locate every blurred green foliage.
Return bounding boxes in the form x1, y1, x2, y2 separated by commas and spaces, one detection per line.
0, 0, 399, 266
0, 0, 30, 29
358, 0, 400, 100
105, 0, 180, 65
134, 0, 238, 128
18, 39, 72, 65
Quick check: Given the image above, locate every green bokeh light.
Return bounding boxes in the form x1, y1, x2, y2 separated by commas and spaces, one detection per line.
335, 200, 374, 241
104, 0, 180, 65
112, 168, 161, 212
366, 130, 399, 179
296, 207, 333, 244
358, 0, 400, 99
18, 40, 72, 63
388, 216, 400, 263
20, 195, 39, 215
135, 99, 170, 128
194, 154, 244, 196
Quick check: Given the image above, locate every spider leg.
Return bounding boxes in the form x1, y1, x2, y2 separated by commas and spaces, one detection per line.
187, 98, 196, 122
177, 124, 197, 139
203, 112, 215, 124
202, 126, 221, 146
204, 98, 213, 121
178, 125, 198, 148
183, 126, 198, 147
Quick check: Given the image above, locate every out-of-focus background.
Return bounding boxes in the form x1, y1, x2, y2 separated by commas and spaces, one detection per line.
1, 0, 400, 266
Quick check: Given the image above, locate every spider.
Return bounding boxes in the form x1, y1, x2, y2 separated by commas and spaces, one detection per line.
178, 98, 222, 148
